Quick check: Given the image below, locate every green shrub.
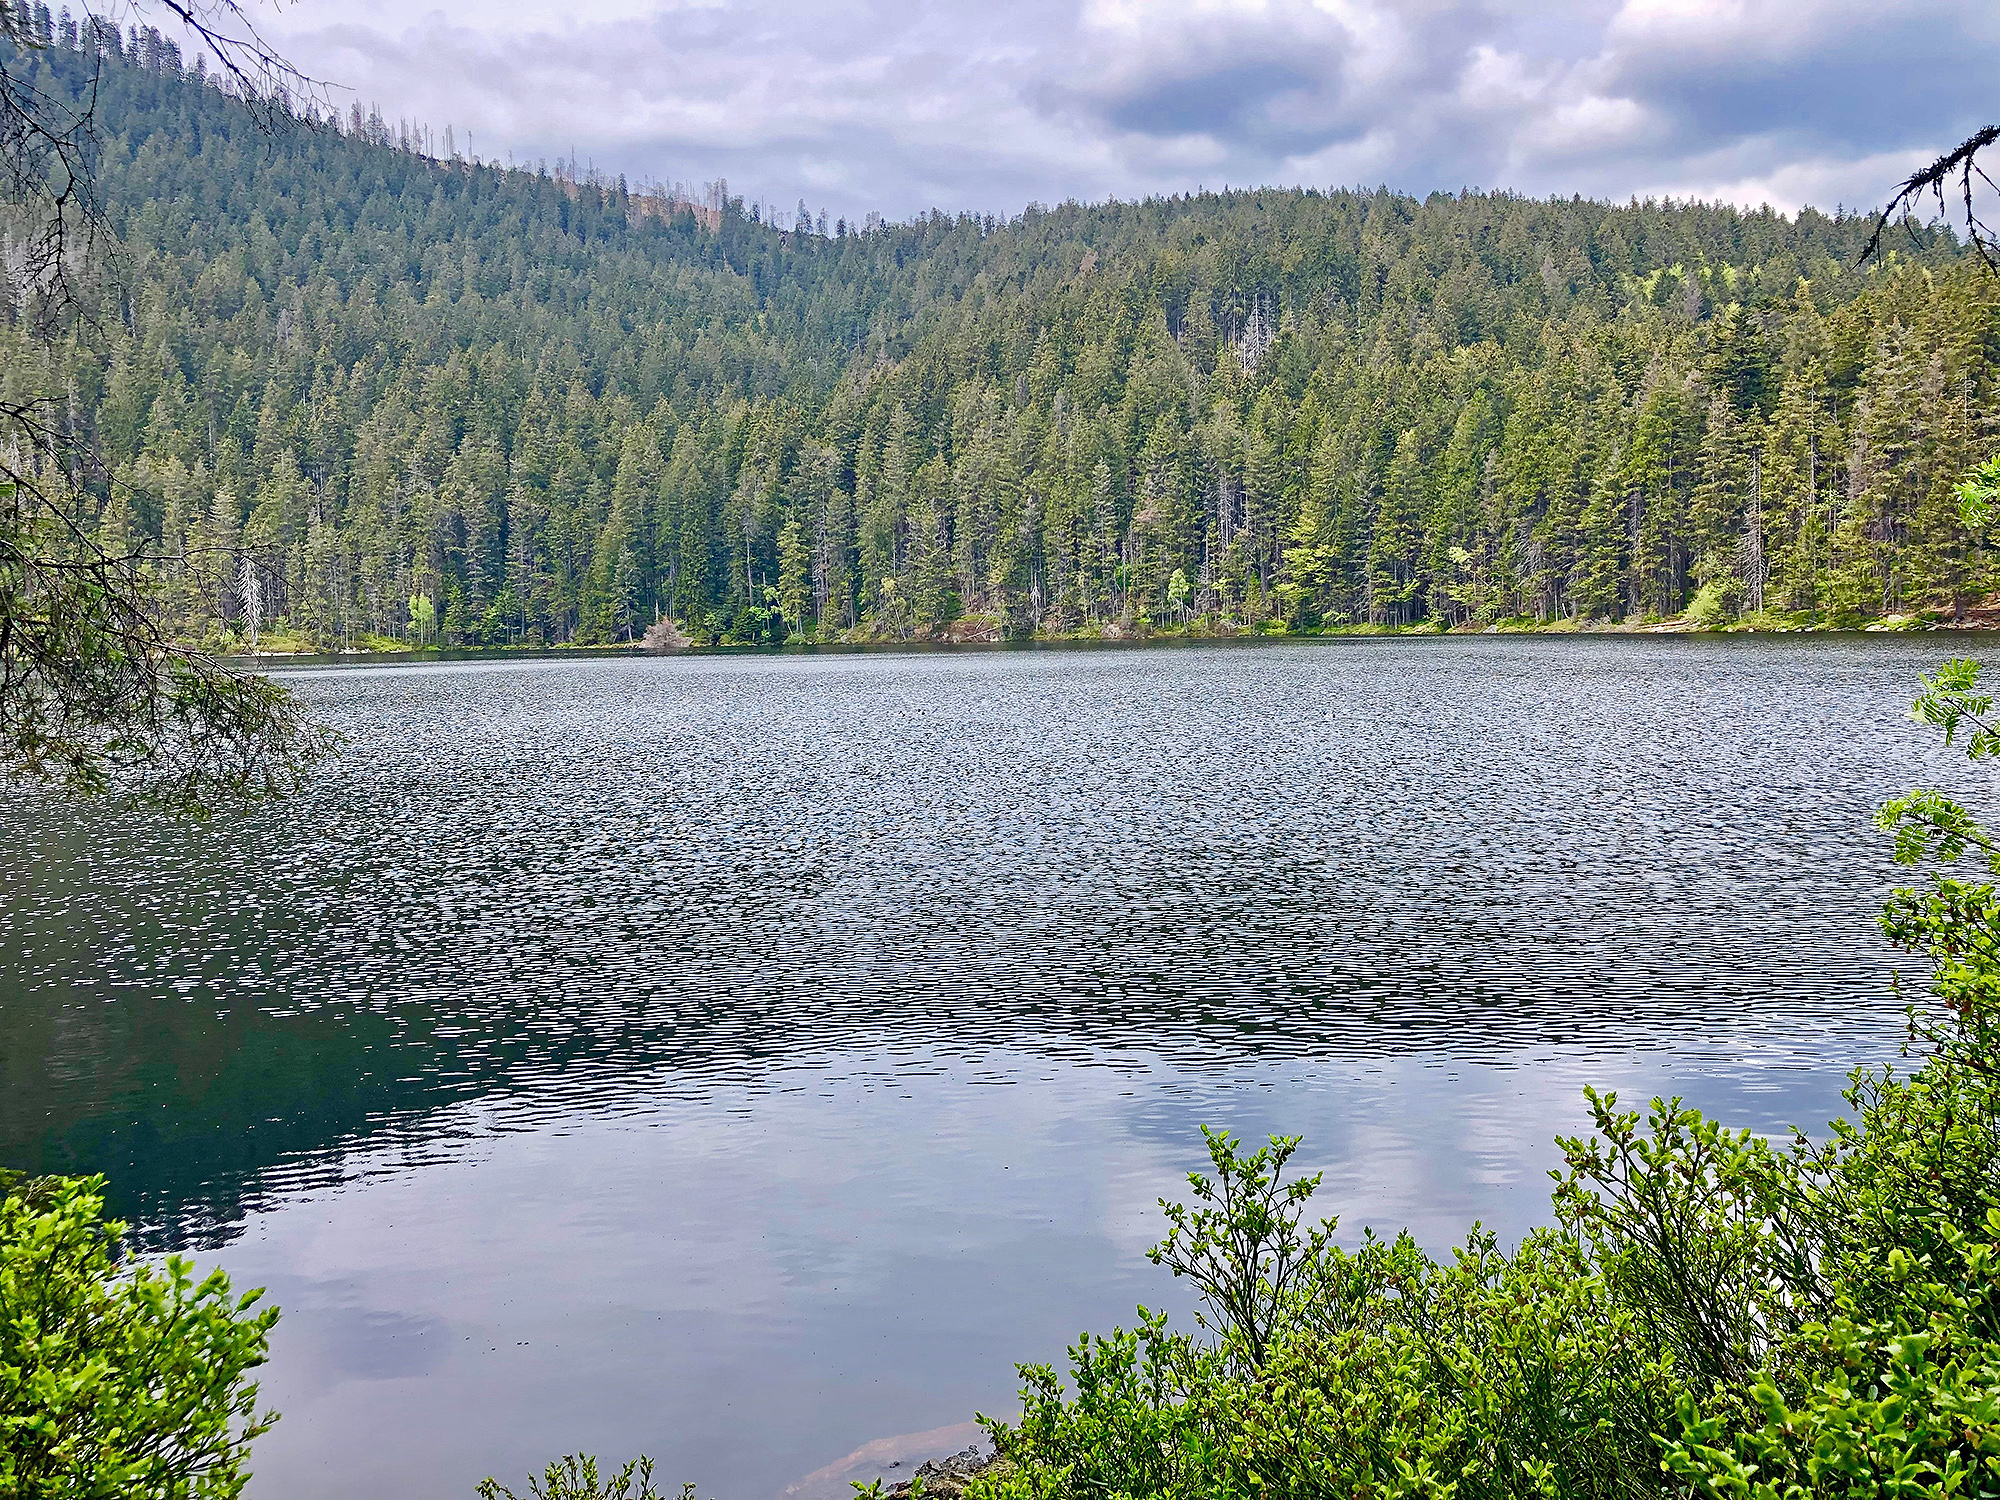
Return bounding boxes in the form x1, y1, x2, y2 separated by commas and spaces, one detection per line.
0, 1173, 278, 1499
1687, 580, 1730, 628
477, 1455, 691, 1500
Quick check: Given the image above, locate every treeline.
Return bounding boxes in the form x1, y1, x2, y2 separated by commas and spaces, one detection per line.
3, 26, 1993, 648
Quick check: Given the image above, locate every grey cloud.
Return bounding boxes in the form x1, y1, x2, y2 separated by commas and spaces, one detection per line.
258, 0, 2000, 223
1102, 61, 1325, 148
1602, 3, 2000, 156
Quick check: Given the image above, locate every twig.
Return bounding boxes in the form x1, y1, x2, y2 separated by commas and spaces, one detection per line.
1861, 125, 2000, 272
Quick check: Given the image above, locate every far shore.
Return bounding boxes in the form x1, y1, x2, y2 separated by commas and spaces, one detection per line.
216, 608, 2000, 664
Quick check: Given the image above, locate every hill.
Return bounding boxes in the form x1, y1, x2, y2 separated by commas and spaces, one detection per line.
2, 21, 1993, 646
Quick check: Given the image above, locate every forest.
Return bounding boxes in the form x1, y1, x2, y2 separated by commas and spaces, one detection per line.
3, 16, 1995, 650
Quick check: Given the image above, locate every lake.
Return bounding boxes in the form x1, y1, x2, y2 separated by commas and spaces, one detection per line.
0, 635, 1978, 1499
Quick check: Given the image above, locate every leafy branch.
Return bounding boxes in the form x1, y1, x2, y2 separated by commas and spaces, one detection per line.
1146, 1127, 1331, 1369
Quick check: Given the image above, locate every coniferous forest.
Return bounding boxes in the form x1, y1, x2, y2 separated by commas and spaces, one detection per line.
5, 18, 1996, 650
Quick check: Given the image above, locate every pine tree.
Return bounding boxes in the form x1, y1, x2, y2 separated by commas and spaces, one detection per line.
1761, 363, 1833, 615
907, 456, 953, 630
1838, 325, 1930, 616
777, 512, 810, 636
1626, 369, 1695, 617
1279, 464, 1339, 629
1689, 394, 1751, 615
1569, 457, 1627, 621
1369, 430, 1427, 626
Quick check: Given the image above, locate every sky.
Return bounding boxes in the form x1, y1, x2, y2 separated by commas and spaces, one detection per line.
233, 0, 1997, 227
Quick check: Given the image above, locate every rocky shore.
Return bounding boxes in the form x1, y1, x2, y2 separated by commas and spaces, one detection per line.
878, 1444, 1006, 1500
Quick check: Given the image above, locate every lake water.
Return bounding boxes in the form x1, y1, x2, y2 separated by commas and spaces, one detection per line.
0, 636, 1980, 1499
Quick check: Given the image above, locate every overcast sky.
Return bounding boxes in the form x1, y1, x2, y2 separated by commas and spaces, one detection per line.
244, 0, 1996, 227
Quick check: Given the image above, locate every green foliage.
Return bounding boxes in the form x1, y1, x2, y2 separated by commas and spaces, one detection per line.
1661, 1219, 2000, 1498
974, 633, 2000, 1499
409, 592, 439, 646
1876, 660, 2000, 1032
1959, 454, 2000, 534
851, 1476, 929, 1500
0, 1172, 278, 1499
1146, 1129, 1328, 1368
1909, 658, 2000, 762
1688, 579, 1730, 628
476, 1455, 691, 1500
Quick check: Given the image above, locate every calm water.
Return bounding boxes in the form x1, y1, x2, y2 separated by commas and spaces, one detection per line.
0, 636, 1980, 1499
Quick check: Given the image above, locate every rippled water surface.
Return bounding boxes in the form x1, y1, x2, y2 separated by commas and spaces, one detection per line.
1, 637, 1980, 1499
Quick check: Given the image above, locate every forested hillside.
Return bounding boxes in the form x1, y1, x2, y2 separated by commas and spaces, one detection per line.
4, 18, 1994, 647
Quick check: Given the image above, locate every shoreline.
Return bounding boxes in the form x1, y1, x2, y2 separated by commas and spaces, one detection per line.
220, 612, 2000, 665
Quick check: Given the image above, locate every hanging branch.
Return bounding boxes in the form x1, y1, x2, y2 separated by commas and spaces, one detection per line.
0, 3, 338, 810
0, 2, 107, 335
1860, 125, 2000, 272
147, 0, 315, 109
2, 0, 330, 329
0, 399, 338, 813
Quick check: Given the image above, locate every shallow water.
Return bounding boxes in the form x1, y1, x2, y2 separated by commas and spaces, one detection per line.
0, 636, 1978, 1499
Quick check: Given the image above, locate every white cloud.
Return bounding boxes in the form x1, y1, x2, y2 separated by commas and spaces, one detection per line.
1605, 0, 1930, 58
1636, 146, 1939, 216
1516, 94, 1651, 160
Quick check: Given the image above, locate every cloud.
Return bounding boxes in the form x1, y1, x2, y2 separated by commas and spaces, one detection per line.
244, 0, 1999, 224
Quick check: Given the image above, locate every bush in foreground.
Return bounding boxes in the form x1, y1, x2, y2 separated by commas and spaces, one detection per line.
0, 1172, 278, 1499
476, 1454, 690, 1500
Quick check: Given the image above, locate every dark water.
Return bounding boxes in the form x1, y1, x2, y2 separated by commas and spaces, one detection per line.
0, 636, 1978, 1499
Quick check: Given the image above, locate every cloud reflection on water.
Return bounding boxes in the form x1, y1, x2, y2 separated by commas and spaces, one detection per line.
224, 1033, 1871, 1500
